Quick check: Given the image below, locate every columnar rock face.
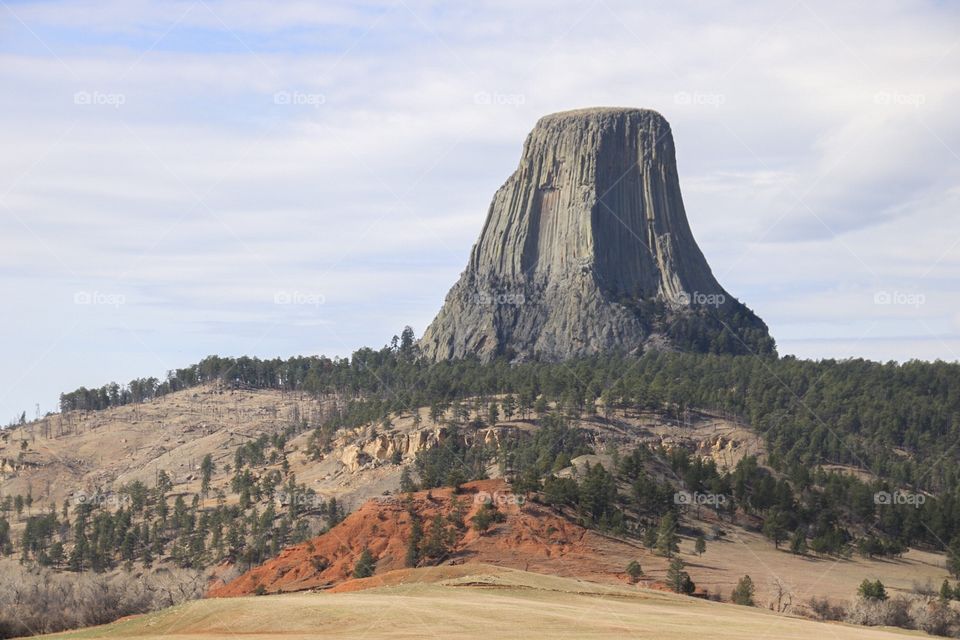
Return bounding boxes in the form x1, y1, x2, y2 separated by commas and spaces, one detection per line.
420, 107, 773, 361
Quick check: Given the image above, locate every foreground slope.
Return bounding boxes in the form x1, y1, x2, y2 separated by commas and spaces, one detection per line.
47, 565, 919, 640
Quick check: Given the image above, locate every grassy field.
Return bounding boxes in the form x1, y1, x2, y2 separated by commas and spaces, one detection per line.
46, 565, 923, 640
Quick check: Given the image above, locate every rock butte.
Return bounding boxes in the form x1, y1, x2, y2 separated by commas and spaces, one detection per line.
420, 107, 771, 361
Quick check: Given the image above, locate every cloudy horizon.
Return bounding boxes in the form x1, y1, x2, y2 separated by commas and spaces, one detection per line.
1, 0, 958, 422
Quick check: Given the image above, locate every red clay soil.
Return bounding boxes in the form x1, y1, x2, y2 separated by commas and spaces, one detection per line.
208, 480, 662, 597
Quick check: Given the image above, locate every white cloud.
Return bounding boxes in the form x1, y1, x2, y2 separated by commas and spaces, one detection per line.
0, 0, 958, 420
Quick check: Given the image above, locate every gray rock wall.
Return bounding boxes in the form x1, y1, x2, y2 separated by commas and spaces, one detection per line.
420, 107, 765, 361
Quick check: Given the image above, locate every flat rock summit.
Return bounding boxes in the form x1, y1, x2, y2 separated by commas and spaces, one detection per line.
421, 107, 774, 361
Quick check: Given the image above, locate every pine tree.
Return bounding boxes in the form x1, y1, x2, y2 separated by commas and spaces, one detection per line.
642, 523, 658, 549
732, 575, 755, 605
762, 510, 787, 549
487, 403, 500, 426
858, 579, 887, 601
789, 529, 807, 555
352, 548, 376, 578
694, 535, 706, 556
534, 396, 548, 417
48, 541, 64, 568
448, 498, 466, 530
666, 557, 694, 594
948, 537, 960, 579
406, 515, 423, 567
400, 468, 418, 493
626, 560, 643, 583
579, 463, 618, 525
471, 503, 497, 535
422, 514, 452, 560
200, 454, 215, 498
941, 579, 954, 602
502, 395, 516, 420
656, 512, 679, 558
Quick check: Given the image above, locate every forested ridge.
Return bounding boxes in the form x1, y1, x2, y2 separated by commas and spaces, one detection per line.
56, 331, 960, 493
41, 330, 960, 563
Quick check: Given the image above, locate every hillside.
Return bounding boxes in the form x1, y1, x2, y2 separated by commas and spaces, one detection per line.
45, 565, 922, 640
209, 479, 644, 596
211, 480, 948, 606
1, 383, 406, 513
0, 381, 761, 521
4, 356, 960, 638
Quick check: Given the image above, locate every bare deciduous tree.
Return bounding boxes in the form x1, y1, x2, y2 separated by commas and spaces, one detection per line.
768, 577, 793, 614
0, 565, 206, 639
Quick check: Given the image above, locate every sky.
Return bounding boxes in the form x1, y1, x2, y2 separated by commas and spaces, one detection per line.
1, 0, 958, 422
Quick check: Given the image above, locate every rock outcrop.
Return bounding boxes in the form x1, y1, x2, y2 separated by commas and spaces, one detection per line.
338, 425, 519, 472
421, 107, 773, 361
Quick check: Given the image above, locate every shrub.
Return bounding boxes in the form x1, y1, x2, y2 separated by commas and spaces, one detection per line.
845, 596, 912, 629
471, 503, 499, 534
805, 596, 845, 621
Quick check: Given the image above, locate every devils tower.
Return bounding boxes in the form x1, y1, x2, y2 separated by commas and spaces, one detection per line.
421, 107, 774, 361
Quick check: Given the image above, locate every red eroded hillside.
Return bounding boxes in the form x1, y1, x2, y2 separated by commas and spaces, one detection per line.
209, 480, 656, 597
